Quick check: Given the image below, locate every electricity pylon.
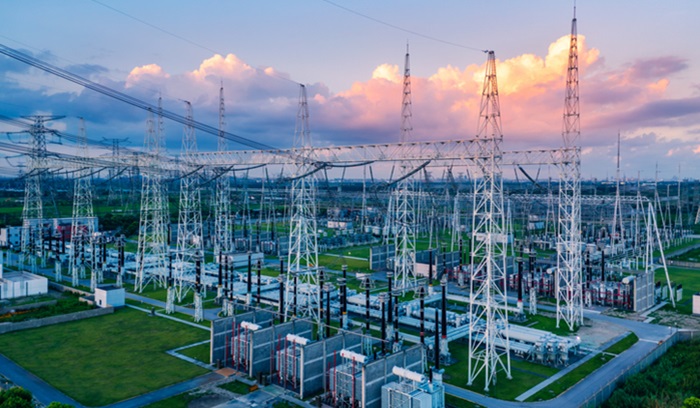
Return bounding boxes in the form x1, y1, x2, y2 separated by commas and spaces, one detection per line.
556, 8, 584, 331
136, 100, 170, 293
285, 84, 320, 323
69, 118, 95, 287
393, 43, 418, 292
467, 51, 512, 391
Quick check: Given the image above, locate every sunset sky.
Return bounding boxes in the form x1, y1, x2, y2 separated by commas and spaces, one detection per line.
1, 1, 699, 180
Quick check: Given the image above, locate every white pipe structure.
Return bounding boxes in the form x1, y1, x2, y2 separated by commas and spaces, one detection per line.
340, 349, 367, 364
240, 321, 261, 331
392, 366, 426, 384
286, 333, 309, 346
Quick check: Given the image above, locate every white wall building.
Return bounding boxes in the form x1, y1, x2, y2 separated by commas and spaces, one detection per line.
94, 285, 125, 308
0, 271, 49, 300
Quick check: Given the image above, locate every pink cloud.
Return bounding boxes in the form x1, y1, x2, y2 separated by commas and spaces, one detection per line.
121, 33, 696, 154
125, 63, 169, 88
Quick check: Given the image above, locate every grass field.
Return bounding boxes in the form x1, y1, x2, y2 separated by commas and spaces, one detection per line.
443, 339, 560, 401
656, 266, 700, 314
0, 307, 209, 406
178, 342, 211, 364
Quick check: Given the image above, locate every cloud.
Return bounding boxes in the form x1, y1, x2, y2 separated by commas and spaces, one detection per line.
1, 32, 699, 178
126, 63, 169, 88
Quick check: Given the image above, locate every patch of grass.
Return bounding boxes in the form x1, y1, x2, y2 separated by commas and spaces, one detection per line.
445, 394, 478, 408
655, 266, 700, 315
128, 284, 195, 306
526, 353, 611, 401
218, 380, 251, 395
317, 254, 370, 273
178, 342, 211, 364
141, 391, 202, 408
0, 307, 209, 406
519, 313, 579, 336
604, 332, 638, 355
443, 339, 560, 401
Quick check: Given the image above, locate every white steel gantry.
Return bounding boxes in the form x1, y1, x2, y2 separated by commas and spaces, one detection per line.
69, 118, 95, 287
175, 102, 205, 320
467, 51, 512, 391
285, 85, 321, 323
393, 44, 418, 293
556, 9, 584, 331
135, 100, 170, 294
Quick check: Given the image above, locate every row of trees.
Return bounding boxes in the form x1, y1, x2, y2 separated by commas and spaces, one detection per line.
604, 340, 700, 408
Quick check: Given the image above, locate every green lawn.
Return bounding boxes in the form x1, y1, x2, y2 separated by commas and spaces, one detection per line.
656, 266, 700, 314
518, 313, 579, 336
526, 353, 610, 401
317, 254, 370, 273
443, 339, 560, 401
178, 342, 211, 364
605, 332, 639, 355
218, 380, 252, 395
0, 307, 209, 406
141, 391, 204, 408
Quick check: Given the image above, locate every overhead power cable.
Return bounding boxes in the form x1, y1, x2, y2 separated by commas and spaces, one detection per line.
320, 0, 486, 53
0, 43, 277, 151
89, 0, 301, 86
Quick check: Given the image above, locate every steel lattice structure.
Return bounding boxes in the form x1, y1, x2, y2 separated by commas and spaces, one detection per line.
69, 119, 95, 286
393, 44, 418, 292
20, 116, 56, 273
285, 85, 321, 322
467, 51, 512, 391
213, 84, 233, 267
174, 102, 205, 320
135, 101, 170, 294
556, 10, 584, 331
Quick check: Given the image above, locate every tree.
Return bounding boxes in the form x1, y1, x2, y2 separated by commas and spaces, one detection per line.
47, 403, 75, 408
0, 387, 33, 408
684, 396, 700, 408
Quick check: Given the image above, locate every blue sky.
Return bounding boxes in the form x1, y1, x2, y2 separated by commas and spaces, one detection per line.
1, 0, 699, 180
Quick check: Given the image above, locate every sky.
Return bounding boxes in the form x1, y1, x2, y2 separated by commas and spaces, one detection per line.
1, 0, 699, 181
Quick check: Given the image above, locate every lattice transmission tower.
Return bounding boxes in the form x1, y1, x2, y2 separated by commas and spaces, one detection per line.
69, 118, 95, 286
393, 43, 418, 292
285, 84, 321, 324
556, 8, 584, 331
214, 84, 233, 301
135, 100, 170, 294
21, 116, 62, 273
467, 51, 512, 392
175, 101, 205, 321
